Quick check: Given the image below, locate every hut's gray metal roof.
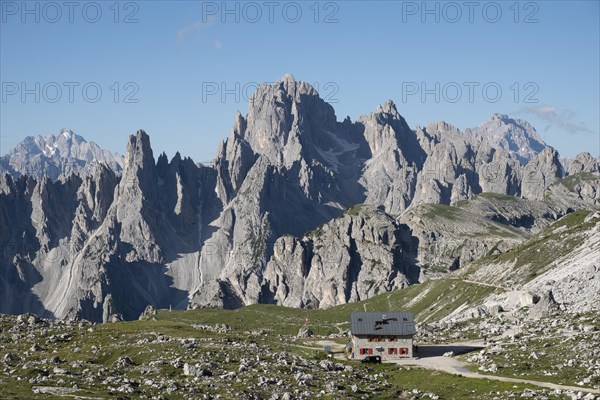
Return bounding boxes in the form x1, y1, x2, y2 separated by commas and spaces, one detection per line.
350, 312, 416, 336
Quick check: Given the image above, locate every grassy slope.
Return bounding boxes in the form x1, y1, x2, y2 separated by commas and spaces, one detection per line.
464, 210, 598, 285
162, 277, 501, 337
419, 199, 525, 240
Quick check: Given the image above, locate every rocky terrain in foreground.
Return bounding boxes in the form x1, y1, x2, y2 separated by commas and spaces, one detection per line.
418, 310, 600, 392
1, 306, 598, 400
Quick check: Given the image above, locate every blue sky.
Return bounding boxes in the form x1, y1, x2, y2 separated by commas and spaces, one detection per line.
1, 0, 599, 161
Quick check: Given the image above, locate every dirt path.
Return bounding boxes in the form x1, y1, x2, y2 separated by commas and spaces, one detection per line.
428, 275, 507, 290
397, 356, 600, 394
289, 340, 345, 353
394, 343, 600, 395
333, 322, 348, 335
450, 277, 507, 290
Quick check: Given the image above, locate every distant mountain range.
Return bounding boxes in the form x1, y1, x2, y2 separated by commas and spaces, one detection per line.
464, 113, 547, 165
0, 129, 123, 180
1, 74, 598, 322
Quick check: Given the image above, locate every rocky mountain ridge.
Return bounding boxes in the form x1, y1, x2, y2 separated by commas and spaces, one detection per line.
1, 75, 599, 322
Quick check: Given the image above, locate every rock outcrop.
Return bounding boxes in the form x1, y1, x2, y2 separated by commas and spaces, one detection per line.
358, 100, 425, 215
566, 152, 600, 175
398, 193, 562, 276
527, 290, 560, 320
544, 172, 600, 210
262, 205, 419, 308
520, 148, 563, 200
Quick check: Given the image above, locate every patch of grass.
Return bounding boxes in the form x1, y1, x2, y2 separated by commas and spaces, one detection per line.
454, 192, 520, 209
328, 277, 502, 325
1, 282, 588, 399
381, 366, 545, 399
486, 224, 523, 239
411, 279, 499, 323
307, 223, 325, 238
555, 172, 599, 192
422, 204, 462, 221
475, 192, 520, 202
551, 210, 590, 229
346, 204, 365, 216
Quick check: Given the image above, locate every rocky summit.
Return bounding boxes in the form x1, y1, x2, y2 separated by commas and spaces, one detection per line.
1, 75, 599, 323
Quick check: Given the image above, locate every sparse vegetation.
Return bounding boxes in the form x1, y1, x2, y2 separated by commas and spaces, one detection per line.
460, 312, 600, 389
2, 300, 593, 399
466, 210, 598, 284
346, 204, 365, 216
554, 172, 599, 192
422, 204, 462, 221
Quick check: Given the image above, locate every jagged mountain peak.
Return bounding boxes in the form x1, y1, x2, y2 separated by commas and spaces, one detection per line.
488, 112, 509, 121
375, 99, 399, 117
32, 128, 83, 146
483, 112, 538, 133
276, 73, 318, 98
125, 130, 153, 167
58, 128, 78, 140
426, 121, 461, 134
122, 130, 156, 199
466, 113, 547, 164
242, 76, 339, 166
232, 111, 247, 138
157, 151, 169, 163
280, 72, 296, 82
248, 74, 319, 109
